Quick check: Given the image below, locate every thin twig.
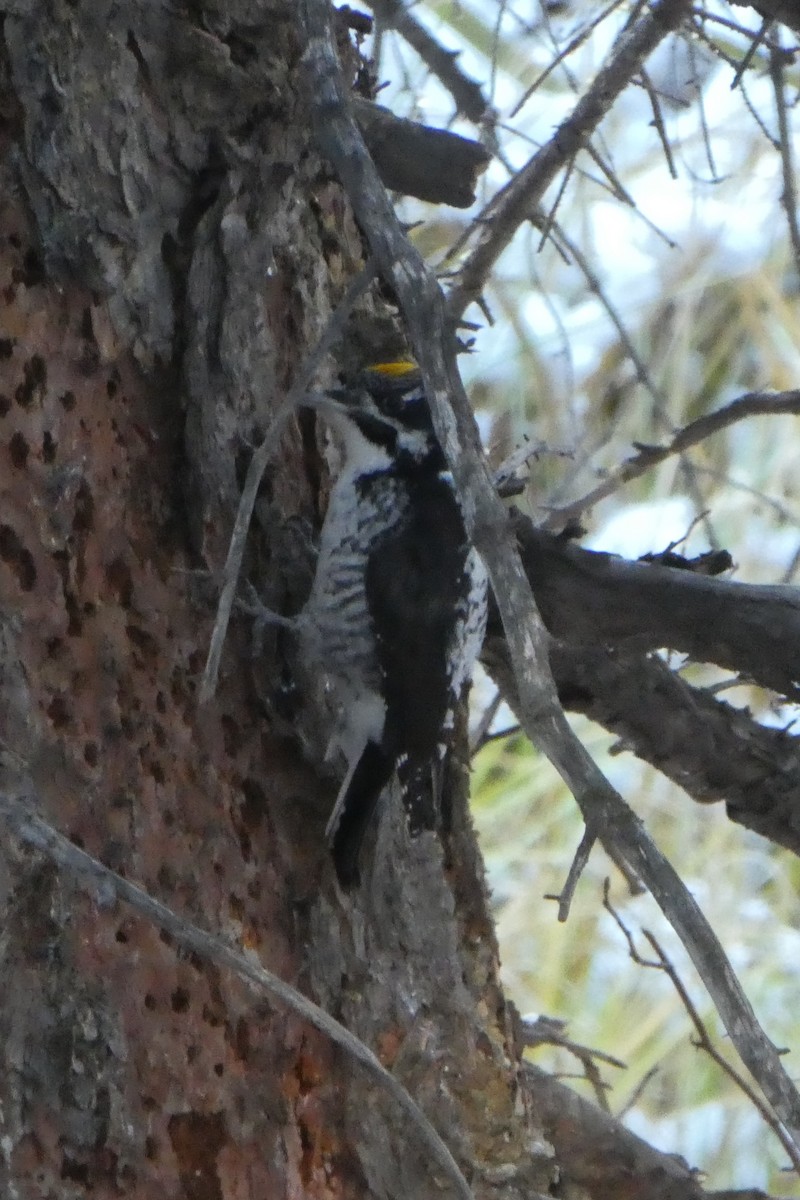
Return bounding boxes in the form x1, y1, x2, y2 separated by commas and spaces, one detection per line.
693, 462, 800, 526
518, 1015, 625, 1113
473, 722, 521, 749
582, 139, 636, 206
640, 66, 678, 179
469, 689, 504, 754
488, 0, 506, 115
447, 0, 693, 321
0, 790, 475, 1200
731, 16, 773, 90
510, 0, 627, 119
769, 36, 800, 283
442, 126, 673, 276
603, 882, 800, 1173
540, 220, 710, 532
782, 542, 800, 585
537, 155, 575, 252
738, 73, 780, 148
299, 0, 800, 1153
577, 140, 677, 248
199, 260, 375, 703
549, 220, 667, 412
693, 6, 773, 43
545, 826, 597, 922
369, 0, 490, 123
544, 389, 800, 531
689, 16, 778, 148
519, 1016, 627, 1070
694, 40, 718, 181
617, 1066, 659, 1118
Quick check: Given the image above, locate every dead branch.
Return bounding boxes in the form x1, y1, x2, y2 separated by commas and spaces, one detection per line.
543, 390, 800, 532
512, 514, 800, 699
524, 1062, 709, 1200
369, 0, 490, 122
768, 38, 800, 280
446, 0, 692, 321
603, 884, 800, 1171
485, 524, 800, 854
353, 97, 490, 207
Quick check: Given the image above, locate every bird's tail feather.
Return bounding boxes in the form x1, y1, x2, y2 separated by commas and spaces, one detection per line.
327, 740, 394, 888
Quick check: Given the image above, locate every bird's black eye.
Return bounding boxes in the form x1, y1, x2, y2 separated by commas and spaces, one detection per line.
352, 411, 397, 452
382, 391, 434, 434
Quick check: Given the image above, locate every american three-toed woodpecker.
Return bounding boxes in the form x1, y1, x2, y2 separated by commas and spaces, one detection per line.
301, 362, 488, 886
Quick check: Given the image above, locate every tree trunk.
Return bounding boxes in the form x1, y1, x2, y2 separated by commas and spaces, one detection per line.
0, 4, 551, 1197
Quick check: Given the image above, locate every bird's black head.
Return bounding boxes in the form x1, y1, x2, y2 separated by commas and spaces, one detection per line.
340, 361, 444, 468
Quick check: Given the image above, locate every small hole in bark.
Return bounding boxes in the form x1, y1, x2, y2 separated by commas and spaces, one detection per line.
0, 524, 36, 590
47, 695, 70, 729
171, 987, 191, 1013
9, 431, 28, 467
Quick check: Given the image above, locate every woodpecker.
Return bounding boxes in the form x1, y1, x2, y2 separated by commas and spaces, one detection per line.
299, 361, 488, 887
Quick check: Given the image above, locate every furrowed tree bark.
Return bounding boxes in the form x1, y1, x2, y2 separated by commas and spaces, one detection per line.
0, 5, 548, 1198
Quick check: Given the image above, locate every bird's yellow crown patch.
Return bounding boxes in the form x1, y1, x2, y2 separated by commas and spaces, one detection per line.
368, 360, 418, 377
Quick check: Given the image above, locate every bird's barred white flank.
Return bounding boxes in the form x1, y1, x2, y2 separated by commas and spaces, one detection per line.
298, 363, 489, 886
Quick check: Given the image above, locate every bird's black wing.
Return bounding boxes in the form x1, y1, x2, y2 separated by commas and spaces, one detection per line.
365, 474, 469, 832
